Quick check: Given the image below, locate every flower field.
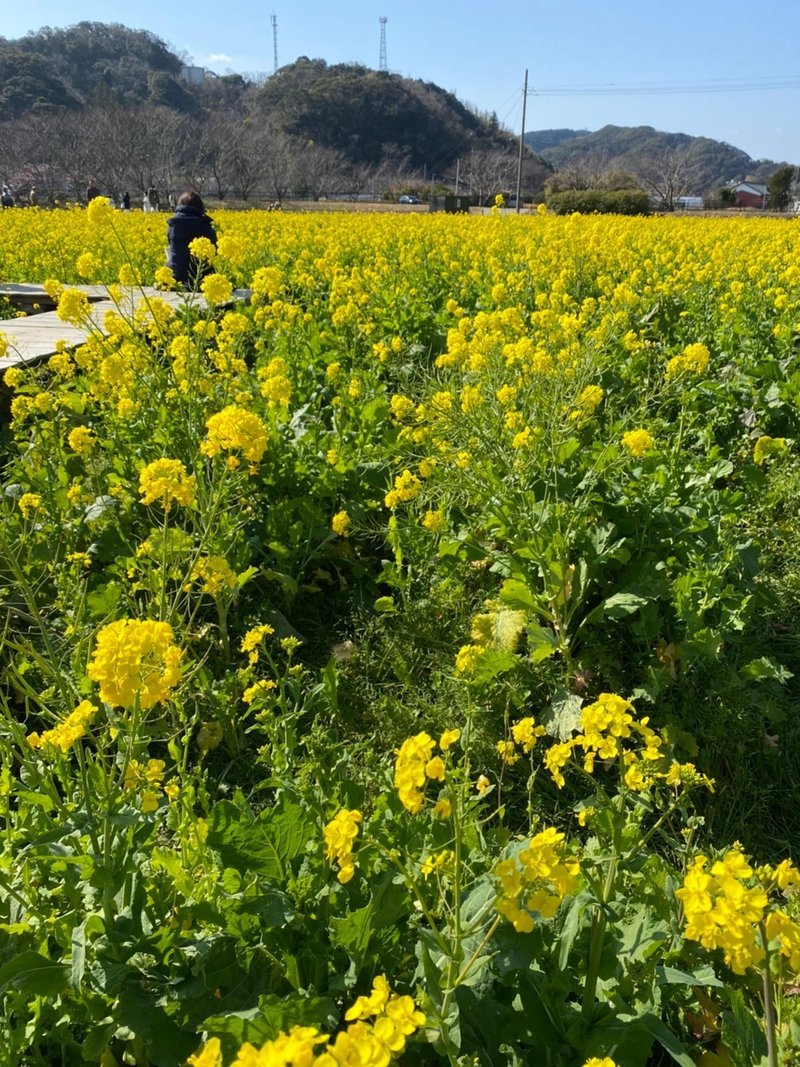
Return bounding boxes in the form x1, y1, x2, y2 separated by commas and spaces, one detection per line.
1, 204, 800, 1066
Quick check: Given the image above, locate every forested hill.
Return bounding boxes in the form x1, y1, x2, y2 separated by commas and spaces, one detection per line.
0, 22, 515, 170
525, 125, 782, 192
0, 23, 188, 113
256, 59, 510, 168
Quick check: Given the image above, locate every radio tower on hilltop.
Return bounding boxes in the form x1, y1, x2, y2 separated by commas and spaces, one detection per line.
271, 13, 279, 74
378, 16, 388, 72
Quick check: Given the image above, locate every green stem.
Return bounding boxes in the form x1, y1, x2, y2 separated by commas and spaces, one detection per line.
760, 922, 779, 1067
452, 914, 502, 989
582, 852, 618, 1017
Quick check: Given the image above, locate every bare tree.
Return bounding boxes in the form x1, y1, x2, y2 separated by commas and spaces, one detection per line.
294, 141, 347, 200
461, 148, 517, 203
633, 142, 704, 211
261, 126, 301, 203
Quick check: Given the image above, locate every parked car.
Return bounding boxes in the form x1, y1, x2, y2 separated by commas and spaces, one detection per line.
398, 194, 422, 204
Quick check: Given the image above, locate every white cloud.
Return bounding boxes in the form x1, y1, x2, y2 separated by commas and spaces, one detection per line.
206, 53, 233, 63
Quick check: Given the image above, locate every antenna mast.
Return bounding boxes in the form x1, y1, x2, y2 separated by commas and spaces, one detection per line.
378, 16, 388, 72
271, 13, 279, 75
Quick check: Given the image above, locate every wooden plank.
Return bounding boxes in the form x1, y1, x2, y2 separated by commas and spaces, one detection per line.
0, 286, 253, 368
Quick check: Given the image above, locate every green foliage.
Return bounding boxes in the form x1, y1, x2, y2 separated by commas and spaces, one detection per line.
546, 189, 651, 215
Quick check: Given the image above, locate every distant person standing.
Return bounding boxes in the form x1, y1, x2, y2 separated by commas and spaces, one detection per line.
121, 190, 130, 211
166, 191, 217, 287
28, 186, 38, 207
147, 185, 160, 212
86, 179, 100, 202
1, 185, 14, 208
168, 190, 176, 210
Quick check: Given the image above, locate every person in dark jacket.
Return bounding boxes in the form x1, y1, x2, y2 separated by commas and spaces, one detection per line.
166, 191, 217, 287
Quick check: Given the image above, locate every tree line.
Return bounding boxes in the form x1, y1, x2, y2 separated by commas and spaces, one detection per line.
0, 104, 544, 207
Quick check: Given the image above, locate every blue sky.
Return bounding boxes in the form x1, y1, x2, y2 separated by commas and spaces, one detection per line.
7, 1, 800, 162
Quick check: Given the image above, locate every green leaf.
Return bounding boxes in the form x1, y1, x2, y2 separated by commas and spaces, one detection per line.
740, 657, 793, 683
204, 995, 337, 1055
657, 963, 723, 988
721, 987, 768, 1066
618, 1011, 696, 1067
206, 797, 314, 881
490, 608, 527, 652
468, 649, 519, 684
86, 580, 123, 619
543, 688, 583, 741
331, 876, 407, 965
616, 904, 669, 963
84, 494, 117, 521
0, 951, 70, 995
586, 591, 650, 625
71, 920, 86, 990
526, 621, 560, 662
117, 984, 197, 1066
499, 579, 539, 613
557, 890, 591, 969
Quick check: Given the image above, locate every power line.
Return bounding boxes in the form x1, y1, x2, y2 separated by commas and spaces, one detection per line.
532, 75, 800, 97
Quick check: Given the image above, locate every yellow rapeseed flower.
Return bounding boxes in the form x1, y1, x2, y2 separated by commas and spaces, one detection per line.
138, 458, 196, 509
87, 619, 183, 709
202, 406, 268, 464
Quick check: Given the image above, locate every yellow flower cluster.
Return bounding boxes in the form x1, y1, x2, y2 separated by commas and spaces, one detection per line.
384, 469, 422, 509
497, 716, 547, 764
27, 701, 98, 753
258, 357, 293, 407
677, 852, 800, 975
569, 384, 604, 421
139, 458, 196, 509
201, 406, 268, 464
394, 729, 460, 814
494, 827, 580, 933
323, 808, 363, 883
665, 341, 710, 378
124, 758, 179, 812
677, 851, 768, 974
621, 428, 654, 456
189, 976, 425, 1067
189, 556, 238, 596
542, 693, 674, 789
87, 619, 183, 709
240, 624, 275, 665
17, 493, 42, 519
331, 510, 351, 537
67, 426, 96, 454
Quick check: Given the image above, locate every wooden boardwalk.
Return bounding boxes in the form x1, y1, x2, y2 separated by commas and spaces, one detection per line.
0, 284, 250, 370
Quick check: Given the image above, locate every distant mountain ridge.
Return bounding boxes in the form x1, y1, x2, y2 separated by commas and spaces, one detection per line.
526, 125, 784, 193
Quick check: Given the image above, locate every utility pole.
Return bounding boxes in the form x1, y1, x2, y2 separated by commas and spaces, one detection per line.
271, 13, 278, 75
379, 17, 388, 72
515, 68, 528, 214
455, 158, 460, 195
